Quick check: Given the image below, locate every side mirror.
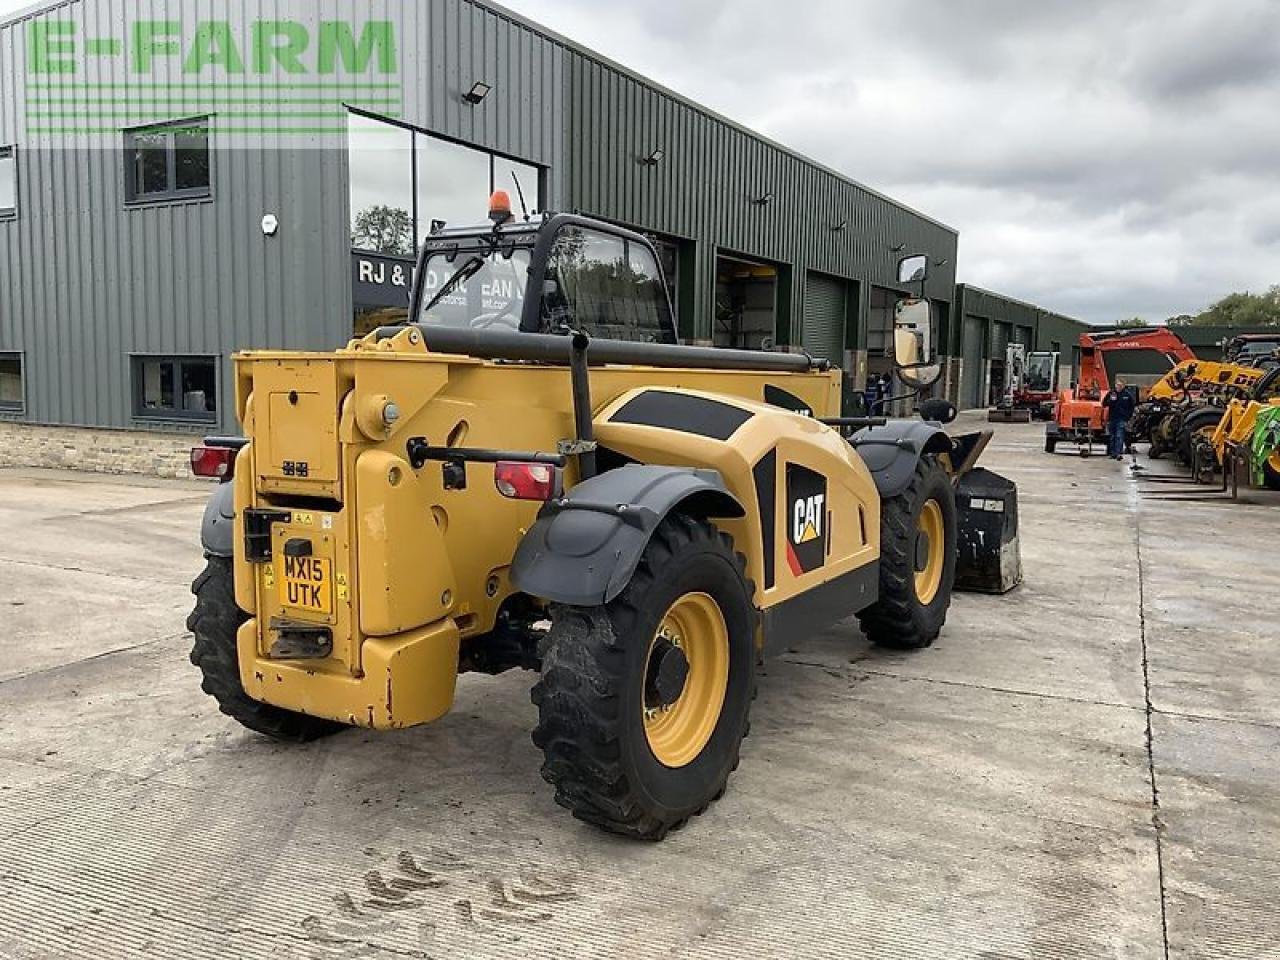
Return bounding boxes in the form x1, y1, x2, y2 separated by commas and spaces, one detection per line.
892, 298, 942, 390
919, 398, 957, 424
898, 254, 929, 285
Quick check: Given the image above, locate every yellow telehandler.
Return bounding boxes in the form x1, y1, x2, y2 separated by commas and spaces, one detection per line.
1191, 366, 1280, 492
187, 195, 993, 839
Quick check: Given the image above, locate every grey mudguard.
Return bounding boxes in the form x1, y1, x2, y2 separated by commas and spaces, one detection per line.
200, 481, 236, 557
511, 465, 745, 607
850, 420, 953, 498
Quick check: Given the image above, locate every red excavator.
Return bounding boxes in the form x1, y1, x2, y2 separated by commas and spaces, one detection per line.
1045, 328, 1195, 454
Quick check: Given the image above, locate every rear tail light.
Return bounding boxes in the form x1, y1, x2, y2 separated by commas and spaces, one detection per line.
494, 461, 562, 501
191, 445, 236, 479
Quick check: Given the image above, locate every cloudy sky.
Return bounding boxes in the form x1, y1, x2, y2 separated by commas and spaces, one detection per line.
498, 0, 1280, 324
2, 0, 1276, 324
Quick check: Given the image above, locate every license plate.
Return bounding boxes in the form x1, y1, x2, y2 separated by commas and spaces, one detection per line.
278, 554, 333, 616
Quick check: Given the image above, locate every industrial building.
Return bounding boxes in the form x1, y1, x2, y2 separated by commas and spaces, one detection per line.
0, 0, 1085, 455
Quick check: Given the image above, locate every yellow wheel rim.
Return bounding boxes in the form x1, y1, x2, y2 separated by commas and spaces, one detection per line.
914, 499, 945, 606
643, 592, 729, 769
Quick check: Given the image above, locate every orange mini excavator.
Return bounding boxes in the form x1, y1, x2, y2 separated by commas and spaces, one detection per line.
1044, 328, 1195, 455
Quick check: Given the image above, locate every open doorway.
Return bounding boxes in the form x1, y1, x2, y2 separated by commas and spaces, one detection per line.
714, 254, 777, 350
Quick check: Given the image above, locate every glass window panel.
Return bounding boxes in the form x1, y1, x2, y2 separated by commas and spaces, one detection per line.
132, 132, 169, 197
0, 354, 22, 407
0, 149, 15, 212
415, 134, 491, 246
348, 113, 415, 255
140, 359, 176, 410
418, 247, 532, 330
492, 156, 541, 216
545, 228, 673, 343
180, 359, 216, 413
174, 124, 210, 192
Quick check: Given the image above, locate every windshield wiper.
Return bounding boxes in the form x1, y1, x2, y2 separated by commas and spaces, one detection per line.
420, 254, 486, 317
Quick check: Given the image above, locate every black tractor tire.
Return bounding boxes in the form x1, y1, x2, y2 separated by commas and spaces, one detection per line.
1264, 461, 1280, 492
858, 455, 957, 650
1176, 407, 1223, 465
531, 514, 756, 841
188, 555, 345, 742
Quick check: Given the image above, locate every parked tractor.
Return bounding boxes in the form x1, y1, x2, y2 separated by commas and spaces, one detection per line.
186, 196, 996, 840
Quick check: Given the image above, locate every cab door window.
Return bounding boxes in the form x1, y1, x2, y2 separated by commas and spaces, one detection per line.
544, 227, 675, 343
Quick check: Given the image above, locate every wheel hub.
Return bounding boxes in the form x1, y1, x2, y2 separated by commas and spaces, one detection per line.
645, 637, 690, 709
914, 530, 931, 572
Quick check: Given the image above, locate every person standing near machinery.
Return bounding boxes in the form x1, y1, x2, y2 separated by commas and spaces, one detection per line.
1102, 378, 1136, 459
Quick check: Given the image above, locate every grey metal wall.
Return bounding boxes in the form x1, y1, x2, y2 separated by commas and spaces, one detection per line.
0, 0, 564, 432
559, 51, 958, 351
0, 0, 963, 433
951, 284, 1089, 409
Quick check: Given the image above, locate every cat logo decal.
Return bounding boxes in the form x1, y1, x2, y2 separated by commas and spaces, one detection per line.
785, 463, 828, 576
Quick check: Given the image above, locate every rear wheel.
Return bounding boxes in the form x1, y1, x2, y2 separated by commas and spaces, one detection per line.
1176, 407, 1222, 465
858, 456, 957, 650
188, 555, 345, 742
531, 514, 755, 841
1044, 433, 1058, 454
1264, 459, 1280, 492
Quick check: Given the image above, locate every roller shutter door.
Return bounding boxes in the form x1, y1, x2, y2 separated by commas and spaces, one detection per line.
803, 272, 847, 367
1013, 325, 1033, 346
992, 321, 1012, 359
962, 315, 985, 409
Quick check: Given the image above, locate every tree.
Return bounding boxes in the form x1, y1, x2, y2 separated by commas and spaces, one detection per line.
1190, 286, 1280, 327
351, 205, 413, 256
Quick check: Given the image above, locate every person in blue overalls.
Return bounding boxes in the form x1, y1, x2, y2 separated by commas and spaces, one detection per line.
1102, 378, 1136, 460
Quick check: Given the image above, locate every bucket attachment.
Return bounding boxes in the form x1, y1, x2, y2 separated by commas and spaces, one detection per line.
954, 468, 1022, 594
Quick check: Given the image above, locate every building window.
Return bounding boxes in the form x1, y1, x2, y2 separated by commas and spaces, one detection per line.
348, 111, 542, 255
133, 356, 217, 421
125, 119, 211, 204
0, 353, 23, 412
0, 147, 15, 219
347, 111, 542, 332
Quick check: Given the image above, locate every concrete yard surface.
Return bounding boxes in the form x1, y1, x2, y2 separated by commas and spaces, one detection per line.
1, 423, 1278, 959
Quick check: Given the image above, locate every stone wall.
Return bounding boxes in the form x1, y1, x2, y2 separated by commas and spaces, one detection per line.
0, 422, 198, 479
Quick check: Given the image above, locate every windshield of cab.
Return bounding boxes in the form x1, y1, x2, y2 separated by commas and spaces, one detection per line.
417, 244, 532, 330
1026, 354, 1055, 391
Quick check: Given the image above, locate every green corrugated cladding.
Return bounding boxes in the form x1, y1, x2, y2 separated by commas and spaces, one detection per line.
560, 53, 959, 351
953, 284, 1089, 358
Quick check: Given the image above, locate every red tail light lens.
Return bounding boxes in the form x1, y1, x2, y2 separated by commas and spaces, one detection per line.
191, 445, 236, 479
494, 461, 561, 501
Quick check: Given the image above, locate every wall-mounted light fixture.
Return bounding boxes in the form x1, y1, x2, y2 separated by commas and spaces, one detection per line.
831, 219, 848, 233
934, 258, 950, 267
890, 242, 907, 253
463, 81, 492, 105
641, 148, 665, 166
753, 192, 775, 205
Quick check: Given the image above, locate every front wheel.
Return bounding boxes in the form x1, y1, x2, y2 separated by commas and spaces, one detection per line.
858, 456, 957, 650
531, 514, 756, 841
188, 555, 345, 742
